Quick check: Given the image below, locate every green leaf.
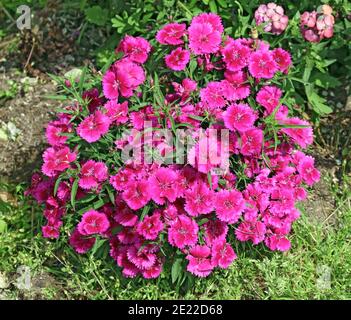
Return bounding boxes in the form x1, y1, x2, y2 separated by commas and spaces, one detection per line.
0, 220, 7, 233
85, 5, 108, 26
171, 258, 183, 284
311, 72, 341, 89
209, 0, 218, 13
54, 175, 64, 196
91, 238, 107, 256
306, 86, 333, 114
70, 179, 79, 210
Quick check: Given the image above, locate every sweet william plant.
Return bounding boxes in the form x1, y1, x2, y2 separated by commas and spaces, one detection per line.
27, 10, 321, 281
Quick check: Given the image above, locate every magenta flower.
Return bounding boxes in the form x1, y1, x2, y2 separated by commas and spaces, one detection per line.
186, 245, 213, 277
168, 215, 199, 249
46, 119, 72, 147
42, 147, 77, 177
42, 221, 62, 239
211, 239, 237, 268
69, 227, 96, 254
280, 117, 313, 148
256, 85, 282, 114
102, 59, 145, 99
272, 48, 292, 73
297, 155, 320, 186
149, 167, 180, 205
222, 40, 251, 72
265, 235, 291, 252
122, 180, 151, 210
126, 245, 157, 270
165, 47, 190, 71
222, 70, 250, 101
78, 210, 110, 235
223, 103, 257, 132
77, 110, 111, 143
235, 220, 266, 244
78, 160, 108, 190
240, 129, 264, 156
156, 22, 187, 45
214, 189, 245, 224
203, 220, 228, 246
188, 20, 222, 55
117, 35, 151, 64
200, 81, 226, 109
104, 100, 129, 124
248, 50, 278, 79
136, 213, 164, 240
192, 13, 224, 33
184, 181, 214, 217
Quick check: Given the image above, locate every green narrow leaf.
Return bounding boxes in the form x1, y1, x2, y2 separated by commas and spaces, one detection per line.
71, 179, 79, 210
209, 0, 218, 13
54, 176, 64, 196
0, 220, 7, 234
171, 258, 183, 284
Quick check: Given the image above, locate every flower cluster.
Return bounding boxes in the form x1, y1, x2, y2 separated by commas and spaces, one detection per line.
254, 3, 289, 35
300, 5, 335, 42
27, 12, 320, 280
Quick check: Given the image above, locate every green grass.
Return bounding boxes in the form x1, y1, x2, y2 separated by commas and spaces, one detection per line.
0, 180, 350, 300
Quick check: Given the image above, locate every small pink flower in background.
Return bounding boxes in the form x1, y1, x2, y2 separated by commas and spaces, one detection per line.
300, 5, 335, 42
222, 40, 251, 72
214, 189, 245, 224
78, 160, 108, 190
117, 35, 151, 64
223, 103, 257, 132
69, 227, 96, 254
188, 14, 222, 54
77, 110, 111, 143
104, 100, 129, 124
156, 22, 187, 45
137, 213, 163, 240
254, 3, 289, 35
168, 215, 199, 249
248, 49, 278, 79
78, 210, 110, 235
165, 47, 190, 71
186, 245, 213, 277
211, 239, 237, 268
256, 85, 282, 114
42, 147, 77, 177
